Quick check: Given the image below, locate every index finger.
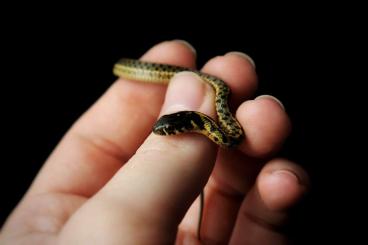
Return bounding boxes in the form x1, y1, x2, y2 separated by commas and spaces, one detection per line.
26, 40, 197, 197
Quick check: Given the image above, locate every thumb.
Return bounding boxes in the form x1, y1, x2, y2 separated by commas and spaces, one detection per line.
60, 72, 218, 244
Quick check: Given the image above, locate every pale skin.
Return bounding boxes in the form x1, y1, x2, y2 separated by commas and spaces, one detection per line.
0, 40, 309, 244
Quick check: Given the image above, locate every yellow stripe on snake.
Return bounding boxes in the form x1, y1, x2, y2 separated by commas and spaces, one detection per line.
113, 58, 245, 240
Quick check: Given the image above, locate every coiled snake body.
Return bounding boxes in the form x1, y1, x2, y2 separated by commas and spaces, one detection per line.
113, 58, 245, 239
113, 58, 244, 147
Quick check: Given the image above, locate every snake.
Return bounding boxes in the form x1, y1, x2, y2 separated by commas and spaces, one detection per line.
113, 58, 245, 239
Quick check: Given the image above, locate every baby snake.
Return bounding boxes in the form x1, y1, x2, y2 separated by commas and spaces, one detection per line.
113, 58, 245, 240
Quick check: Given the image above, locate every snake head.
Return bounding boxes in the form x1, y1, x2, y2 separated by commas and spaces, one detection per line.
152, 111, 197, 136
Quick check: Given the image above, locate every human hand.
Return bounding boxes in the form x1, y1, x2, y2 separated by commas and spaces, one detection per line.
0, 40, 309, 244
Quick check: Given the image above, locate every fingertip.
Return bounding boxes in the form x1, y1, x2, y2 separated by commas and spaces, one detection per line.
255, 95, 285, 111
172, 39, 197, 57
160, 71, 215, 116
236, 98, 291, 157
258, 159, 309, 211
225, 51, 256, 69
230, 158, 308, 243
258, 170, 302, 211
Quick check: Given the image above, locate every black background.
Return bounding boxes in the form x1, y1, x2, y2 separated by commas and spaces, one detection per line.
1, 8, 356, 244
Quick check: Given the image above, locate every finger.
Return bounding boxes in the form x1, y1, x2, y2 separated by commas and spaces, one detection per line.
177, 53, 290, 242
230, 159, 309, 245
199, 96, 290, 242
27, 40, 197, 197
237, 95, 291, 156
58, 72, 218, 244
210, 95, 290, 200
197, 52, 289, 156
175, 51, 257, 240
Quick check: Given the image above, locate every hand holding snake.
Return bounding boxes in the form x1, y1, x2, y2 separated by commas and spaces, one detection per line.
0, 41, 309, 245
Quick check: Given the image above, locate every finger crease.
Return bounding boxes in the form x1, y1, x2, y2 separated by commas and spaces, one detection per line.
242, 209, 287, 233
209, 177, 245, 201
74, 132, 129, 164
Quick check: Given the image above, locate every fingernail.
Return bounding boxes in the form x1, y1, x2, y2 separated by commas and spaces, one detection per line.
271, 169, 299, 184
172, 39, 197, 56
275, 168, 310, 186
225, 51, 256, 68
161, 72, 207, 114
255, 95, 285, 111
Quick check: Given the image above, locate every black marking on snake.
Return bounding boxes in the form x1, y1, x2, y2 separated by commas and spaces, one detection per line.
153, 111, 206, 135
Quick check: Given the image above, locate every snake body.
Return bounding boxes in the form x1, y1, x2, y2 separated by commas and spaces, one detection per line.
113, 58, 244, 240
113, 58, 244, 148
